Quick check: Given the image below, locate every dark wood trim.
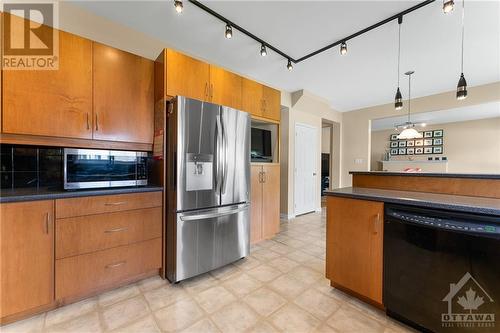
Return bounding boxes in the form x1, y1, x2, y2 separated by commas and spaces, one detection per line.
0, 133, 152, 151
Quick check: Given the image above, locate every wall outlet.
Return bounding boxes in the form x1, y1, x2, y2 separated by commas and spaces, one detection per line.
354, 158, 364, 164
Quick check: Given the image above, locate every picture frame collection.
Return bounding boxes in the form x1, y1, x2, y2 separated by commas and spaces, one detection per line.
389, 130, 444, 156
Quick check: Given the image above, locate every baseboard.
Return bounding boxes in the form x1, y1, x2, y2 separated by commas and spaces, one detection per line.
315, 207, 323, 212
280, 213, 295, 220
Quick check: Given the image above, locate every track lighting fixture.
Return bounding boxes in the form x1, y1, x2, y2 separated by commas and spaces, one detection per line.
287, 59, 293, 71
174, 0, 183, 14
456, 0, 467, 100
443, 0, 454, 13
395, 17, 403, 111
260, 44, 267, 57
225, 24, 233, 39
340, 42, 347, 56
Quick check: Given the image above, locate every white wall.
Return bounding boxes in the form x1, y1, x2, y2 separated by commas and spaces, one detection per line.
371, 117, 500, 173
322, 127, 331, 154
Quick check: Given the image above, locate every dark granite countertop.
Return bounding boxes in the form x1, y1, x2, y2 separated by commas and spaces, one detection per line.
325, 187, 500, 217
0, 186, 163, 203
350, 171, 500, 180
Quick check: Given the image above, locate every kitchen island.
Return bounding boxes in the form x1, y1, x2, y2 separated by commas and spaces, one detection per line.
324, 171, 500, 332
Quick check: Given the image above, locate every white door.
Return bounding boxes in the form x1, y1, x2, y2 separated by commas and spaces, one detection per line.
294, 124, 317, 216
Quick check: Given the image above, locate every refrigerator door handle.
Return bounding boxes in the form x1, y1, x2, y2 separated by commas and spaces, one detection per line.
221, 111, 229, 194
179, 204, 249, 221
215, 113, 223, 194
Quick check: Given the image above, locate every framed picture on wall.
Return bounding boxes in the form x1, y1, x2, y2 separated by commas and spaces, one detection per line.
424, 139, 433, 146
398, 148, 406, 155
433, 138, 443, 145
406, 148, 415, 155
415, 139, 424, 146
433, 146, 443, 154
390, 141, 399, 148
390, 148, 399, 155
390, 134, 399, 141
433, 130, 444, 137
406, 140, 415, 147
424, 131, 433, 138
424, 147, 433, 154
415, 147, 424, 154
398, 141, 407, 147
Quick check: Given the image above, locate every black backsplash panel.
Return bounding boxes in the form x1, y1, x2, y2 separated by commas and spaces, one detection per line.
0, 145, 63, 189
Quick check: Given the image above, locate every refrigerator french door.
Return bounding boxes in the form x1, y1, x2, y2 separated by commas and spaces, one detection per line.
165, 96, 251, 282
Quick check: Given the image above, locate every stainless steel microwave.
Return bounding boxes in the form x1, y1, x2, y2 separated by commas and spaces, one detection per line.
63, 148, 148, 190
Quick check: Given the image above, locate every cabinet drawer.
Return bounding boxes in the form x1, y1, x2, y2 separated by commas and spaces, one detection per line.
56, 238, 161, 300
56, 207, 162, 259
56, 191, 162, 218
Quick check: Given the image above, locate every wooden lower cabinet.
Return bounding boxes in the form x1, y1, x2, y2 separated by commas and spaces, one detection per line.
0, 201, 54, 321
326, 196, 384, 306
250, 164, 280, 243
56, 238, 161, 300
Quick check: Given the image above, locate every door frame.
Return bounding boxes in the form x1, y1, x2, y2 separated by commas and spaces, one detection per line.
294, 122, 318, 216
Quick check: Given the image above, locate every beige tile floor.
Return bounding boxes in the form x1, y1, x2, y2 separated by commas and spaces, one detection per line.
2, 209, 417, 333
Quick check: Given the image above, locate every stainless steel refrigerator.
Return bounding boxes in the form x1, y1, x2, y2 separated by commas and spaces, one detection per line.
164, 96, 251, 282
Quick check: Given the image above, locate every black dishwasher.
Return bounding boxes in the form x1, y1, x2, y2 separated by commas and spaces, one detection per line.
384, 204, 500, 333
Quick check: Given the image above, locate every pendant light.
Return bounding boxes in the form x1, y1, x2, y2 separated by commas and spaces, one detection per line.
456, 0, 468, 100
396, 71, 423, 140
394, 16, 403, 111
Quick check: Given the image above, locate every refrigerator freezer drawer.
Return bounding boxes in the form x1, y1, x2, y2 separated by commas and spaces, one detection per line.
173, 204, 250, 282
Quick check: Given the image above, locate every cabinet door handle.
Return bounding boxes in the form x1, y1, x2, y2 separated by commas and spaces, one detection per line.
204, 82, 209, 100
105, 261, 126, 269
95, 113, 99, 131
86, 113, 90, 130
262, 171, 266, 183
373, 213, 381, 234
210, 84, 214, 100
104, 201, 126, 206
45, 212, 50, 234
104, 227, 128, 233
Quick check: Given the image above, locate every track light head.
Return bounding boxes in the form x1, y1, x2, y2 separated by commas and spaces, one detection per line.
456, 73, 468, 100
174, 0, 183, 14
287, 59, 293, 71
260, 44, 267, 57
443, 0, 454, 13
395, 87, 403, 110
225, 24, 233, 39
340, 41, 348, 56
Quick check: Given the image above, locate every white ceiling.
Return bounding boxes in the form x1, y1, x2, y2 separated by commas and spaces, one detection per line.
71, 0, 500, 111
371, 101, 500, 131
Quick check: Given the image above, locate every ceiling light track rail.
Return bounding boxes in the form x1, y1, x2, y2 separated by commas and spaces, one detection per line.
188, 0, 435, 64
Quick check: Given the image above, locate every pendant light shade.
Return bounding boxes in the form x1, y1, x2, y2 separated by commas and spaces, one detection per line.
397, 127, 422, 140
457, 73, 467, 100
395, 87, 403, 110
225, 24, 233, 39
443, 0, 454, 13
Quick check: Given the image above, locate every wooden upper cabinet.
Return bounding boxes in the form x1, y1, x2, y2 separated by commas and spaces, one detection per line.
93, 43, 154, 144
209, 65, 242, 109
2, 15, 92, 139
0, 200, 54, 319
165, 49, 210, 101
242, 78, 264, 118
326, 196, 383, 306
262, 86, 281, 121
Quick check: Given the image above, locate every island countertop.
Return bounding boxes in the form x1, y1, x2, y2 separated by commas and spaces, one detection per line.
325, 187, 500, 217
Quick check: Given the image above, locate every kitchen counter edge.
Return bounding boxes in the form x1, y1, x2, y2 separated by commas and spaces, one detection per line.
325, 187, 500, 217
0, 186, 163, 203
349, 171, 500, 179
